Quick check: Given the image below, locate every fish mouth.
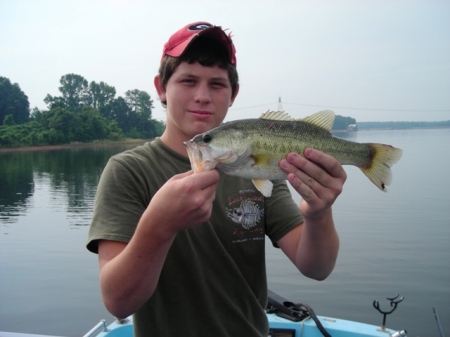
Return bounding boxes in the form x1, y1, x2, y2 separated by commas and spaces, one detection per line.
184, 140, 218, 173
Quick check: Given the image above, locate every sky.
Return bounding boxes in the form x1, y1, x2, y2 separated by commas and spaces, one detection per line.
1, 0, 449, 123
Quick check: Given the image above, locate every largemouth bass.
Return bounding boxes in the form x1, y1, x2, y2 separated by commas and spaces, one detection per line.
184, 110, 403, 197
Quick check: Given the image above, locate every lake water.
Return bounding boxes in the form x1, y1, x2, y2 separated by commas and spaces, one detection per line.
0, 129, 449, 337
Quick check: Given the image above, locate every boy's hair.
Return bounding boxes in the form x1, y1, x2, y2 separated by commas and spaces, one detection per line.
158, 37, 239, 108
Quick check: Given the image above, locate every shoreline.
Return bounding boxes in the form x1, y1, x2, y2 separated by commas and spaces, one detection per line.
0, 139, 149, 153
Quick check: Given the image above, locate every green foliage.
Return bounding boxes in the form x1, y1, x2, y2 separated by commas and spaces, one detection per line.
1, 73, 167, 147
153, 119, 166, 136
3, 115, 15, 126
122, 89, 155, 138
332, 115, 357, 130
0, 121, 43, 146
88, 81, 116, 109
0, 105, 124, 147
38, 106, 123, 144
106, 96, 129, 129
0, 76, 30, 125
44, 74, 90, 112
30, 107, 43, 123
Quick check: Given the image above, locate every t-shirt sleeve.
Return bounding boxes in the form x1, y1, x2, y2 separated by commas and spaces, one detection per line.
86, 155, 149, 253
264, 180, 303, 247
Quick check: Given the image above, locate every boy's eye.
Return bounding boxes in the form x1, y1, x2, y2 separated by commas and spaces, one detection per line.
211, 81, 226, 88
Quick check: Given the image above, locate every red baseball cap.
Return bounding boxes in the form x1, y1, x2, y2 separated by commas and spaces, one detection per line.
162, 21, 236, 65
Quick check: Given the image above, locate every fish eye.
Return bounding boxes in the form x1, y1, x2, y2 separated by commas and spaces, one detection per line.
202, 133, 212, 143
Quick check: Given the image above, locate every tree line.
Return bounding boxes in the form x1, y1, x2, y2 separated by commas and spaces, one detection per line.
0, 74, 165, 147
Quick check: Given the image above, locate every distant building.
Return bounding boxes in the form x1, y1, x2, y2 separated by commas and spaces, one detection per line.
347, 124, 358, 131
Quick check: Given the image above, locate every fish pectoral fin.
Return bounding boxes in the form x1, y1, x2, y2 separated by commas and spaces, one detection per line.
252, 179, 273, 197
301, 110, 335, 132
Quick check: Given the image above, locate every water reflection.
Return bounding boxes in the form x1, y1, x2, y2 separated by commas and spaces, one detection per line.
0, 144, 141, 226
0, 152, 35, 223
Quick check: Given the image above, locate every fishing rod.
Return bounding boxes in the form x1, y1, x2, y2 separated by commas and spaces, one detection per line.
433, 307, 445, 337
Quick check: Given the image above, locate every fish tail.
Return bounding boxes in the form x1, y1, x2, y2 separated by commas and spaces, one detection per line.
359, 143, 403, 192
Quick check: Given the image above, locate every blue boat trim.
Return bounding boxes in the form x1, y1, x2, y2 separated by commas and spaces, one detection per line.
84, 290, 407, 337
83, 313, 404, 337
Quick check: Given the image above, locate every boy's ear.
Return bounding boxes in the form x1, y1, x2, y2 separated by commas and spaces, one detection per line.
154, 76, 166, 101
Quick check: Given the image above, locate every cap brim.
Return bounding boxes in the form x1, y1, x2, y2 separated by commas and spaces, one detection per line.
165, 38, 193, 58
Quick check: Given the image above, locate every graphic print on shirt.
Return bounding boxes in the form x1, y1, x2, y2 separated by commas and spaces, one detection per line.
225, 189, 265, 243
227, 199, 263, 229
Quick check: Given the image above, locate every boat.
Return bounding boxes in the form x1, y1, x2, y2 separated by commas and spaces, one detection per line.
83, 290, 407, 337
0, 291, 408, 337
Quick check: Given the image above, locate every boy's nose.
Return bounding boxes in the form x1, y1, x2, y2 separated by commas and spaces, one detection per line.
194, 84, 212, 103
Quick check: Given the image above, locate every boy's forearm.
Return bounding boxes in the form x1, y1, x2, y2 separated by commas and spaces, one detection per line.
296, 209, 340, 280
99, 215, 176, 318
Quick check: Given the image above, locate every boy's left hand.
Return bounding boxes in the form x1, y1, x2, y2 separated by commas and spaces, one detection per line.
279, 149, 347, 220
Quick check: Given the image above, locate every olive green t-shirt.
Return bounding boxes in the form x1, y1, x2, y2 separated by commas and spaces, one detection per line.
87, 138, 303, 337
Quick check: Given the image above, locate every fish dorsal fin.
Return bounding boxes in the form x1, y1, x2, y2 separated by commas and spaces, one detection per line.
301, 110, 335, 132
260, 110, 335, 131
259, 110, 296, 121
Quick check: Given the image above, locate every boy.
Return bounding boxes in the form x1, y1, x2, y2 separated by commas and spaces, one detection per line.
87, 21, 346, 337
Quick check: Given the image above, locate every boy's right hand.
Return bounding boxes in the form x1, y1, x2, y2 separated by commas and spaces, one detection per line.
143, 169, 220, 237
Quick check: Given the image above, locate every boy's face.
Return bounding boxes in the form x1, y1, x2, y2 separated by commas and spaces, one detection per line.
158, 61, 237, 141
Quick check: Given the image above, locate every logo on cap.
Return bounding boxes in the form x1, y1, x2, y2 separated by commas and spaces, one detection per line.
188, 23, 212, 31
